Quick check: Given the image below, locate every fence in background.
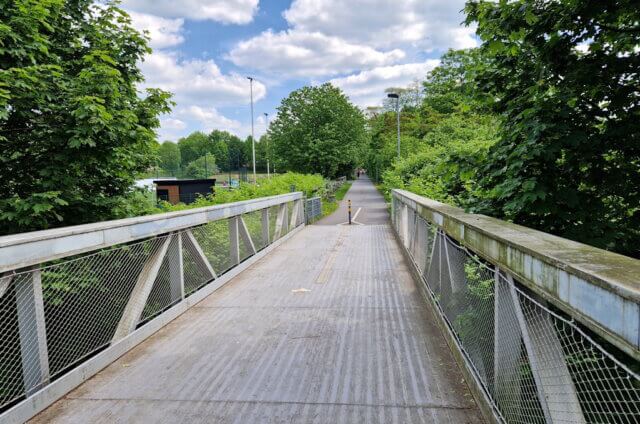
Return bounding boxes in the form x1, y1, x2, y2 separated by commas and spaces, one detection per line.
305, 197, 322, 223
392, 189, 640, 424
0, 193, 305, 418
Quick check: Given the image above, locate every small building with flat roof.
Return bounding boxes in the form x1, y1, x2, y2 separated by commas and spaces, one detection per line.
154, 179, 215, 204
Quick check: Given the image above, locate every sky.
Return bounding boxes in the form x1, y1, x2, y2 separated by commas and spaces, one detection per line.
121, 0, 477, 142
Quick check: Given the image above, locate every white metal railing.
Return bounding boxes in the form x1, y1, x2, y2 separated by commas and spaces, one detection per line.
0, 193, 305, 419
392, 189, 640, 424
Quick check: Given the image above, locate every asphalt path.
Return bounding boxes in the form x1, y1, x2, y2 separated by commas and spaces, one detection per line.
315, 175, 389, 225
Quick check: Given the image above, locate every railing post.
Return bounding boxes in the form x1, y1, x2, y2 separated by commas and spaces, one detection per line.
168, 233, 184, 303
289, 199, 302, 229
507, 274, 585, 423
238, 217, 257, 255
274, 203, 288, 239
262, 208, 270, 245
401, 203, 409, 247
229, 216, 240, 266
113, 237, 171, 341
16, 269, 50, 395
493, 267, 522, 421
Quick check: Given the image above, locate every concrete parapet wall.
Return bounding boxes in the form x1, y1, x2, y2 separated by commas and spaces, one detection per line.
392, 189, 640, 360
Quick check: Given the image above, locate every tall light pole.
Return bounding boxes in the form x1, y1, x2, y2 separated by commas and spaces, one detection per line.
264, 112, 270, 178
388, 93, 400, 159
247, 76, 256, 183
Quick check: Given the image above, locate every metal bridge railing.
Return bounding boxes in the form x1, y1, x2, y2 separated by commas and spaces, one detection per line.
392, 190, 640, 424
305, 196, 322, 223
0, 193, 305, 420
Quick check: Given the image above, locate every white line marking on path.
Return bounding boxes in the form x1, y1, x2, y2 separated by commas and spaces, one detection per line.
352, 207, 362, 221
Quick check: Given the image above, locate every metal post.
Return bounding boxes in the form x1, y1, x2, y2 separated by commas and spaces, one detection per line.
168, 233, 184, 303
262, 208, 270, 245
229, 216, 240, 266
247, 76, 256, 184
348, 199, 352, 225
16, 269, 50, 395
264, 112, 270, 178
396, 98, 400, 159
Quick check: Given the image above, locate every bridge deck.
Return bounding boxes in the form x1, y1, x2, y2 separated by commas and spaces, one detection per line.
31, 182, 482, 423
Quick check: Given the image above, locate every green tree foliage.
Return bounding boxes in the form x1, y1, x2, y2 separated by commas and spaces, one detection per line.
157, 142, 181, 175
0, 0, 171, 234
176, 131, 209, 167
369, 49, 499, 204
270, 83, 367, 178
466, 0, 640, 255
185, 153, 218, 179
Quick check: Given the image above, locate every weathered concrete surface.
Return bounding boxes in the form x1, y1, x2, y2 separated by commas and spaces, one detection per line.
316, 175, 389, 225
31, 225, 482, 423
393, 189, 640, 360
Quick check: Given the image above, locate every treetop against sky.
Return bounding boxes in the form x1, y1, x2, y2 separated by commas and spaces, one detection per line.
122, 0, 476, 141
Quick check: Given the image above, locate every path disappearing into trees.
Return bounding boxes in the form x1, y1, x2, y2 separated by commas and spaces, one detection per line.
316, 175, 389, 226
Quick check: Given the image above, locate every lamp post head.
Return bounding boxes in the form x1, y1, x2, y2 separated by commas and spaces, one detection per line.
247, 76, 253, 82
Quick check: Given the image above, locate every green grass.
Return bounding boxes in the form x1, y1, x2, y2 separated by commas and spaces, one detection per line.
320, 182, 352, 218
334, 182, 351, 201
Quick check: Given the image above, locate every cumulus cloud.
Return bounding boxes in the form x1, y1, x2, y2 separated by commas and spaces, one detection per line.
330, 60, 440, 107
284, 0, 476, 52
139, 52, 264, 140
128, 11, 184, 49
179, 106, 242, 132
121, 0, 258, 24
227, 30, 405, 77
140, 51, 266, 106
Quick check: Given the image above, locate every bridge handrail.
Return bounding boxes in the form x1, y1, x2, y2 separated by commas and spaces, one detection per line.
393, 189, 639, 358
0, 192, 305, 422
0, 192, 303, 273
392, 189, 640, 423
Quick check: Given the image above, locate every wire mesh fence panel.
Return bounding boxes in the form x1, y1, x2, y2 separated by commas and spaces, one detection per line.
189, 220, 232, 275
0, 280, 23, 410
510, 279, 640, 424
395, 197, 640, 424
182, 231, 216, 296
243, 210, 267, 252
0, 193, 304, 417
305, 197, 322, 223
268, 204, 279, 241
141, 237, 181, 323
41, 237, 168, 378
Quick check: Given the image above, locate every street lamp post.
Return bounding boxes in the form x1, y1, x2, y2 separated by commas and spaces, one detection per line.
388, 93, 400, 159
247, 76, 256, 183
264, 112, 270, 178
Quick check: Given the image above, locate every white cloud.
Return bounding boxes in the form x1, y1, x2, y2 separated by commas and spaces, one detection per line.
330, 60, 440, 107
128, 11, 184, 49
161, 118, 187, 130
121, 0, 258, 24
140, 52, 265, 140
227, 30, 405, 77
284, 0, 477, 52
179, 106, 242, 132
140, 51, 266, 106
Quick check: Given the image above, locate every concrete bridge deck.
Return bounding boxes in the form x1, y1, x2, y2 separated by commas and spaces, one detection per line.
30, 179, 483, 423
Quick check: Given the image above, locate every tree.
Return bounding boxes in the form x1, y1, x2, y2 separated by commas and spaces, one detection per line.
466, 0, 640, 256
0, 0, 171, 234
158, 142, 181, 175
185, 153, 218, 179
270, 83, 367, 179
177, 131, 209, 167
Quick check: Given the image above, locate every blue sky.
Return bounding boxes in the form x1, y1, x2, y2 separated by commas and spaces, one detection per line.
121, 0, 476, 141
